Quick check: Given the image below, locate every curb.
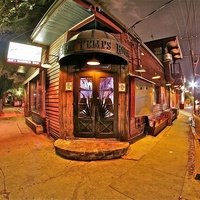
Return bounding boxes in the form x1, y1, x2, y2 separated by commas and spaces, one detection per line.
191, 126, 200, 180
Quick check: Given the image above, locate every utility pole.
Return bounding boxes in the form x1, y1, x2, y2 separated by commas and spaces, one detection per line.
193, 75, 196, 114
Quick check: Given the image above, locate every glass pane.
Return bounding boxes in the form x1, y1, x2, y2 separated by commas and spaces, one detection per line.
99, 77, 114, 118
30, 81, 37, 111
79, 78, 93, 117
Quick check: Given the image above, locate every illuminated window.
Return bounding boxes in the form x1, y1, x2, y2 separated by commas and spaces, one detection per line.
29, 74, 43, 114
30, 76, 38, 112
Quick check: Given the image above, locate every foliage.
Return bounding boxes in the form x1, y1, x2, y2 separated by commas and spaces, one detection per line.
0, 0, 108, 98
0, 0, 54, 34
0, 0, 55, 98
0, 75, 13, 98
185, 92, 194, 105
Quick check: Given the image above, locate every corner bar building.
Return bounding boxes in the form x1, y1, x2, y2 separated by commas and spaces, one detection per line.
24, 0, 182, 142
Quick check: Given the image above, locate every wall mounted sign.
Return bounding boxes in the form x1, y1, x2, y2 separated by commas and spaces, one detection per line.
60, 39, 129, 59
59, 29, 129, 66
65, 82, 73, 91
118, 83, 126, 92
135, 78, 154, 117
7, 42, 42, 66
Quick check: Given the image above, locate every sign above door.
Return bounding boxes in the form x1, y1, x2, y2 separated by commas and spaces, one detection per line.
59, 29, 129, 66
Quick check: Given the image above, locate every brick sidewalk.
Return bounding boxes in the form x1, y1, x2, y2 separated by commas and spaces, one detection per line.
0, 110, 200, 199
0, 106, 23, 119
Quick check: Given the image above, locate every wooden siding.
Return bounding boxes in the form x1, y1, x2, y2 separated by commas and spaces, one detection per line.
140, 45, 165, 86
58, 67, 74, 139
45, 34, 65, 139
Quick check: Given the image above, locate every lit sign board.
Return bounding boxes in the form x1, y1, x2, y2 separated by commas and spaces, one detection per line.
7, 42, 42, 65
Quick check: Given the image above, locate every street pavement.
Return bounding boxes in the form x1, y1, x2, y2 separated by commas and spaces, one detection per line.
0, 107, 200, 200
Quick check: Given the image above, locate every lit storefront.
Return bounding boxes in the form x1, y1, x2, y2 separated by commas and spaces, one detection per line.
23, 0, 182, 141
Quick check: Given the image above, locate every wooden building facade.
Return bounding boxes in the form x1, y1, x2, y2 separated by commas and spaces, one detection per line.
23, 0, 182, 141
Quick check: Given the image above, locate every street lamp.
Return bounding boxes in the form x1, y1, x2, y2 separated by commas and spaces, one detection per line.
189, 80, 197, 88
189, 80, 197, 113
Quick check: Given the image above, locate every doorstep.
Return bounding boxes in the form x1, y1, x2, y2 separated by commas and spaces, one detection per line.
25, 117, 44, 134
54, 139, 130, 161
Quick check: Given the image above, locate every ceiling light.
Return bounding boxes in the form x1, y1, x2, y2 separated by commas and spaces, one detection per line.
152, 73, 161, 79
135, 65, 146, 73
166, 82, 171, 86
163, 53, 172, 62
87, 57, 100, 66
17, 66, 26, 73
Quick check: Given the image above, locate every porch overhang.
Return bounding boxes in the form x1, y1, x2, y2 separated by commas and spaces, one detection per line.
31, 0, 92, 46
59, 29, 129, 66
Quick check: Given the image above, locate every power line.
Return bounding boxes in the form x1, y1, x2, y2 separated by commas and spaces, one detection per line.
128, 0, 175, 29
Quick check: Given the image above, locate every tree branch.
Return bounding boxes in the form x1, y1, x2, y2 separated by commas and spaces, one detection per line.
8, 12, 29, 24
0, 2, 6, 13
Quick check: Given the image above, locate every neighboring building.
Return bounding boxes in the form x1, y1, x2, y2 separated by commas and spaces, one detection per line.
23, 0, 182, 141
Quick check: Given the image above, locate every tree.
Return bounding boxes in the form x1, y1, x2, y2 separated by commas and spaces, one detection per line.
0, 0, 109, 113
0, 75, 13, 113
0, 0, 55, 37
0, 0, 55, 113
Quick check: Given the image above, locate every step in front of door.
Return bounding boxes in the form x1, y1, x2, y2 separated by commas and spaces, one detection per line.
54, 139, 130, 161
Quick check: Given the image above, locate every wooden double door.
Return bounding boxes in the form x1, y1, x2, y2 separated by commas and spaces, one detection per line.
74, 71, 118, 138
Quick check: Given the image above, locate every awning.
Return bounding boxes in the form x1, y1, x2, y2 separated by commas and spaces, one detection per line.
59, 29, 129, 66
31, 0, 92, 46
23, 68, 40, 85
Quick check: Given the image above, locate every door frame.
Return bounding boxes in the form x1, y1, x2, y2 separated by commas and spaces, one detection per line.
73, 70, 118, 138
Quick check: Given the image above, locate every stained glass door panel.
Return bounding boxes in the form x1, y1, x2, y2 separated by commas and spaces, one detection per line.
78, 77, 94, 136
96, 77, 114, 137
75, 72, 116, 138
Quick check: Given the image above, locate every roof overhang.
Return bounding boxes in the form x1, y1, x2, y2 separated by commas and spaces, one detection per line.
31, 0, 92, 46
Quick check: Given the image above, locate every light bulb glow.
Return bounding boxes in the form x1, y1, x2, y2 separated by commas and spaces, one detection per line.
135, 65, 146, 73
87, 58, 100, 66
189, 81, 197, 88
152, 74, 161, 79
41, 63, 52, 68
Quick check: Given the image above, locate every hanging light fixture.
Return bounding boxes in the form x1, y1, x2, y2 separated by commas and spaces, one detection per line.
152, 73, 161, 79
135, 64, 146, 73
163, 52, 172, 62
17, 66, 26, 74
135, 43, 146, 73
41, 54, 58, 68
163, 48, 172, 62
41, 62, 52, 68
166, 82, 171, 86
87, 56, 100, 66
